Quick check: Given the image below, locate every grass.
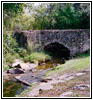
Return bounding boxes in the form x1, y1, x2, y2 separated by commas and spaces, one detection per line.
45, 55, 90, 77
29, 51, 52, 63
75, 50, 90, 58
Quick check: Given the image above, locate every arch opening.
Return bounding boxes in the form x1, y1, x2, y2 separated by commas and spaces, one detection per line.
44, 42, 70, 60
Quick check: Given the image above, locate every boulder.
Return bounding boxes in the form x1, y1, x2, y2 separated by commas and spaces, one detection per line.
11, 59, 38, 71
7, 69, 24, 74
11, 59, 23, 68
61, 58, 65, 64
40, 62, 46, 65
82, 69, 90, 73
20, 63, 38, 71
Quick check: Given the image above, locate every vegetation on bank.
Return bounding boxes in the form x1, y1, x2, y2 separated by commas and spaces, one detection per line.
3, 31, 51, 71
29, 52, 52, 63
45, 53, 90, 77
75, 49, 90, 58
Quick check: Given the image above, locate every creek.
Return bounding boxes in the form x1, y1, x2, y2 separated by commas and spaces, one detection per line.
3, 58, 63, 97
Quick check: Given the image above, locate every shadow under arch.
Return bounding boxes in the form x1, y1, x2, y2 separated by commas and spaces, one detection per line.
44, 42, 70, 60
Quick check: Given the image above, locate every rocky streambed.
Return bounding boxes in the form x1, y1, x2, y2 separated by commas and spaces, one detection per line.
3, 58, 62, 97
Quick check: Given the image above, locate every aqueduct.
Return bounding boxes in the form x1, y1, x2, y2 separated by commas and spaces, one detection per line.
14, 29, 90, 59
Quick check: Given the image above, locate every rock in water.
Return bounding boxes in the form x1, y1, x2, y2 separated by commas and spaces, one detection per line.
20, 63, 38, 71
61, 58, 65, 64
7, 69, 24, 74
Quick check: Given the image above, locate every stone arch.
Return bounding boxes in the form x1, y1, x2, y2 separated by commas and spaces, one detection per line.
44, 42, 70, 59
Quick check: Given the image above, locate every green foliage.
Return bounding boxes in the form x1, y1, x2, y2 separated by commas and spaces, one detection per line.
3, 65, 10, 71
3, 32, 18, 54
3, 32, 20, 69
23, 56, 30, 63
13, 14, 36, 31
3, 31, 29, 70
46, 3, 89, 29
3, 3, 25, 31
17, 48, 30, 62
24, 3, 89, 30
3, 3, 90, 31
17, 48, 28, 57
3, 52, 20, 71
27, 41, 42, 53
76, 50, 90, 58
3, 3, 25, 17
29, 51, 51, 63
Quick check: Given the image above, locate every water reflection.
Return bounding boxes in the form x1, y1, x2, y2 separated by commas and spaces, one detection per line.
3, 79, 28, 97
36, 58, 62, 70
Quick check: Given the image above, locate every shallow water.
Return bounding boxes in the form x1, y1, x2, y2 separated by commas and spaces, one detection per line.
36, 58, 62, 70
3, 79, 29, 97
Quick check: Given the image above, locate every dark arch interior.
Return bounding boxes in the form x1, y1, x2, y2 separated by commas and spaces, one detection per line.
44, 42, 70, 60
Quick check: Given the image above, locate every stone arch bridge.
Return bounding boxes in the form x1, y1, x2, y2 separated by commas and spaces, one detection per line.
14, 29, 90, 59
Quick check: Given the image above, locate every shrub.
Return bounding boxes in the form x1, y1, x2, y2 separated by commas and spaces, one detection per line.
27, 41, 42, 53
18, 48, 28, 58
76, 49, 90, 58
3, 65, 10, 71
3, 31, 28, 70
4, 53, 14, 63
24, 56, 30, 62
29, 51, 52, 63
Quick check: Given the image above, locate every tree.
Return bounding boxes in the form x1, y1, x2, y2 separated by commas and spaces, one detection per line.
3, 3, 25, 31
3, 3, 90, 31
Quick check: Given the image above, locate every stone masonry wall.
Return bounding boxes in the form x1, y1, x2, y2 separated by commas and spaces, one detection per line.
14, 29, 90, 57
